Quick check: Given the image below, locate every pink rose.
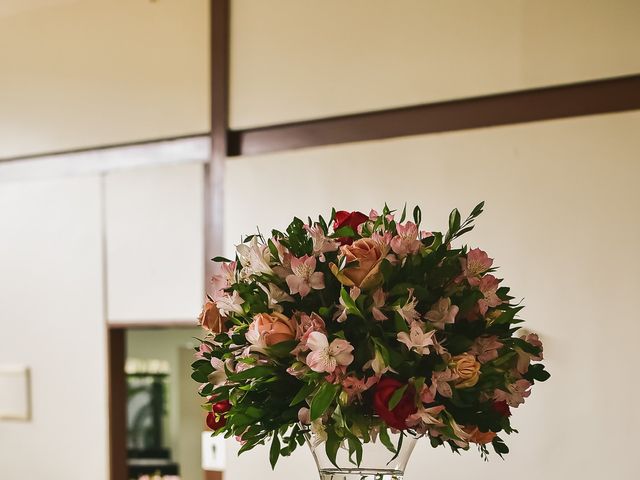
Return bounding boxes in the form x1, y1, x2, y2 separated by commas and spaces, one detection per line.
246, 312, 296, 347
331, 238, 386, 290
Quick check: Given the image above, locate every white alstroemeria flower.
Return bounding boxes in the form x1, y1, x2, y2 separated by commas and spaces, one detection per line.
425, 297, 459, 329
305, 224, 339, 261
236, 237, 273, 276
215, 291, 244, 316
208, 357, 233, 386
448, 417, 472, 448
258, 283, 294, 312
364, 348, 395, 376
310, 419, 328, 447
406, 404, 446, 431
394, 290, 421, 323
396, 321, 435, 355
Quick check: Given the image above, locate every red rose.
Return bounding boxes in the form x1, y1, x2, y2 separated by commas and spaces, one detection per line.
372, 377, 417, 430
492, 400, 511, 417
334, 210, 369, 245
206, 398, 231, 430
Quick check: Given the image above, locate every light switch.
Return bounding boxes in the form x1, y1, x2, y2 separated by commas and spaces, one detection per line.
0, 365, 31, 421
202, 431, 226, 471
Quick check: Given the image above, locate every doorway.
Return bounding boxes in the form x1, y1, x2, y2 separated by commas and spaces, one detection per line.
109, 326, 222, 480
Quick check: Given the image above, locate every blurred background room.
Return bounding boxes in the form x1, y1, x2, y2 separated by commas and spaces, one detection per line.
0, 1, 639, 480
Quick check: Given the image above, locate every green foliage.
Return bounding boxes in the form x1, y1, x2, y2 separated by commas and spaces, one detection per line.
192, 202, 549, 468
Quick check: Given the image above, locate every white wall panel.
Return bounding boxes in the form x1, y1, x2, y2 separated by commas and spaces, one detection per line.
230, 0, 640, 128
0, 0, 210, 158
105, 163, 204, 323
0, 176, 107, 479
224, 111, 640, 479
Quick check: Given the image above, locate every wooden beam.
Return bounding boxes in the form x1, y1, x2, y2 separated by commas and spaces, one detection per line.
228, 74, 640, 156
108, 328, 127, 480
205, 0, 230, 286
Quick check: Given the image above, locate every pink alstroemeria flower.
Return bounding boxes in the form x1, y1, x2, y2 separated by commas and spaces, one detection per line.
286, 255, 325, 298
305, 224, 339, 261
371, 288, 388, 321
425, 297, 459, 329
394, 290, 421, 323
194, 342, 212, 360
364, 349, 393, 376
469, 335, 504, 363
406, 404, 446, 433
494, 379, 532, 407
305, 332, 354, 373
431, 368, 457, 398
390, 222, 422, 257
342, 375, 378, 402
293, 312, 327, 354
516, 333, 543, 374
397, 321, 436, 355
459, 248, 493, 286
334, 286, 361, 323
211, 260, 237, 292
477, 274, 502, 315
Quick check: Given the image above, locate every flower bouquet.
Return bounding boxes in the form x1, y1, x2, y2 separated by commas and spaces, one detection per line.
192, 203, 549, 478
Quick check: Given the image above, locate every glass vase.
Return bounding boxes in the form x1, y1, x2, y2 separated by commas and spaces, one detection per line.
306, 430, 417, 480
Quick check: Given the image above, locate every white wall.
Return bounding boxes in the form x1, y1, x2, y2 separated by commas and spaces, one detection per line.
230, 0, 640, 128
0, 175, 108, 479
105, 162, 205, 323
0, 0, 210, 158
224, 111, 640, 479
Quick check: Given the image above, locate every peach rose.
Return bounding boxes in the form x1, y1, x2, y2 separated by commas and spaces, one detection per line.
464, 426, 497, 444
247, 312, 296, 347
199, 301, 226, 333
331, 238, 386, 290
451, 353, 481, 389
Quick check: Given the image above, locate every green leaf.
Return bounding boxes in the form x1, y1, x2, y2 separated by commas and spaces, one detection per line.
388, 432, 404, 463
310, 382, 339, 421
399, 203, 407, 223
413, 205, 422, 226
379, 427, 396, 453
267, 340, 298, 358
524, 363, 551, 382
325, 428, 341, 469
493, 306, 524, 325
212, 256, 232, 262
333, 225, 356, 238
269, 433, 281, 469
347, 435, 363, 466
227, 365, 276, 382
191, 369, 210, 383
289, 383, 316, 407
492, 436, 509, 457
340, 287, 364, 319
449, 208, 461, 233
470, 201, 485, 218
387, 384, 408, 410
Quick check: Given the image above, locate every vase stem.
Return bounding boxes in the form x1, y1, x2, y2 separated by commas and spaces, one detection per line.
318, 468, 404, 480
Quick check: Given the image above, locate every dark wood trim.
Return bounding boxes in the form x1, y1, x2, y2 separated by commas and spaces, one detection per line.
228, 74, 640, 156
108, 321, 198, 330
108, 328, 127, 480
205, 471, 223, 480
0, 132, 208, 163
205, 0, 230, 286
